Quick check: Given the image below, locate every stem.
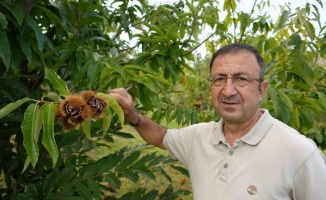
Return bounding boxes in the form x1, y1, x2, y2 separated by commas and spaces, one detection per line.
239, 0, 258, 43
182, 32, 215, 56
229, 0, 237, 43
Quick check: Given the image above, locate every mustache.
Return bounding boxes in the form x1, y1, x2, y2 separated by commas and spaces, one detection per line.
219, 95, 240, 103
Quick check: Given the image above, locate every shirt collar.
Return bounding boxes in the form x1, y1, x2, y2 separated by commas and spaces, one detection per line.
211, 109, 274, 146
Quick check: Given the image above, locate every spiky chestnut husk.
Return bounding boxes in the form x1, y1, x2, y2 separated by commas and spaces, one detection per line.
81, 91, 107, 118
56, 95, 92, 130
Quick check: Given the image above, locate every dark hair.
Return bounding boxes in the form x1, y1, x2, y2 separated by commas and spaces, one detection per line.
209, 43, 266, 80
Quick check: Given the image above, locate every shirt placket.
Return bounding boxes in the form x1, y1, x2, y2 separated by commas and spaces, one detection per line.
218, 140, 240, 182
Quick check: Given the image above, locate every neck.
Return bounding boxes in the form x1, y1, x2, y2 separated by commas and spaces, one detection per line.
223, 110, 262, 147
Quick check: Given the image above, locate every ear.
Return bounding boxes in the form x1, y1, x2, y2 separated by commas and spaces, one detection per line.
258, 81, 268, 101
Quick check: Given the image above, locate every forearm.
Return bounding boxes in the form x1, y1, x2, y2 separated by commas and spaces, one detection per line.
132, 114, 167, 149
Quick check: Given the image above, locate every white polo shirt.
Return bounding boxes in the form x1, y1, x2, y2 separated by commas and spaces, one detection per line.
163, 109, 326, 200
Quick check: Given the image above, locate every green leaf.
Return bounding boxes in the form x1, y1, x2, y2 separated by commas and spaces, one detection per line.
44, 68, 70, 97
278, 99, 290, 123
75, 182, 92, 199
96, 93, 124, 124
105, 174, 121, 188
170, 44, 180, 64
21, 104, 40, 168
0, 97, 30, 119
166, 24, 178, 41
81, 120, 91, 140
101, 106, 112, 136
274, 10, 290, 32
171, 165, 190, 177
0, 26, 11, 68
87, 61, 100, 89
143, 23, 165, 36
276, 89, 293, 112
186, 1, 196, 15
1, 3, 24, 25
137, 169, 156, 181
317, 92, 326, 110
268, 86, 279, 114
43, 92, 62, 102
111, 131, 135, 138
0, 12, 8, 28
299, 108, 314, 129
21, 157, 31, 173
87, 179, 101, 199
42, 103, 59, 168
315, 131, 323, 144
115, 151, 141, 171
25, 15, 44, 51
122, 171, 139, 182
19, 34, 32, 62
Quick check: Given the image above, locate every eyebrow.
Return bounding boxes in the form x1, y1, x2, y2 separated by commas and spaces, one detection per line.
212, 72, 251, 77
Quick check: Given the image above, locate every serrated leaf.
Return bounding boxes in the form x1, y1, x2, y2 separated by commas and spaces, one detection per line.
115, 151, 141, 171
0, 26, 11, 68
25, 15, 44, 51
19, 34, 32, 62
81, 120, 91, 140
96, 93, 124, 124
1, 3, 23, 25
0, 97, 30, 119
21, 104, 40, 168
44, 68, 70, 97
42, 103, 59, 167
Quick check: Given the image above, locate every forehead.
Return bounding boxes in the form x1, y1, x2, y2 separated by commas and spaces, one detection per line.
211, 51, 260, 75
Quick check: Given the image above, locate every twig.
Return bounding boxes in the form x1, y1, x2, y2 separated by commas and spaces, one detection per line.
182, 32, 216, 56
239, 0, 258, 43
229, 0, 237, 43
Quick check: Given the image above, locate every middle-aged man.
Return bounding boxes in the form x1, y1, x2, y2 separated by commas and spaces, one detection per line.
110, 43, 326, 199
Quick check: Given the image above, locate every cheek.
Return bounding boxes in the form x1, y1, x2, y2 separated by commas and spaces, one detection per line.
210, 89, 220, 103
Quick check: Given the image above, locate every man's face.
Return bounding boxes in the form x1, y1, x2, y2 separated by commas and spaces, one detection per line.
210, 51, 268, 124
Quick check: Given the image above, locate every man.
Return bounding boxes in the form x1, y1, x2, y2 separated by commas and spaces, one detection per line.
110, 43, 326, 199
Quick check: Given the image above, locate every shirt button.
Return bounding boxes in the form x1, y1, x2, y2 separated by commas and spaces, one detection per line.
224, 163, 228, 168
228, 151, 234, 156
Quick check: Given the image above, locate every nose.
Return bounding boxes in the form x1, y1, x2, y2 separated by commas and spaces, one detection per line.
221, 78, 237, 97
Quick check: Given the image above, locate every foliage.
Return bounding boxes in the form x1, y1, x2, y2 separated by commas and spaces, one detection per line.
0, 0, 325, 199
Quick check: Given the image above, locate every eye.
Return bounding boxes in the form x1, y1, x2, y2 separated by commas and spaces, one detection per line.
214, 76, 226, 82
238, 76, 249, 81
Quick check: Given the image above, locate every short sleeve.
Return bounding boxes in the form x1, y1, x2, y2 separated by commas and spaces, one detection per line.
292, 149, 326, 200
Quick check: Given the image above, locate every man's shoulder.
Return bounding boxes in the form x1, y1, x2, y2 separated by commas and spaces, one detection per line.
267, 118, 318, 158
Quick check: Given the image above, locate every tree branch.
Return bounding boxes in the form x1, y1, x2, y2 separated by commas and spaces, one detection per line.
229, 0, 237, 43
182, 32, 216, 57
239, 0, 258, 43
